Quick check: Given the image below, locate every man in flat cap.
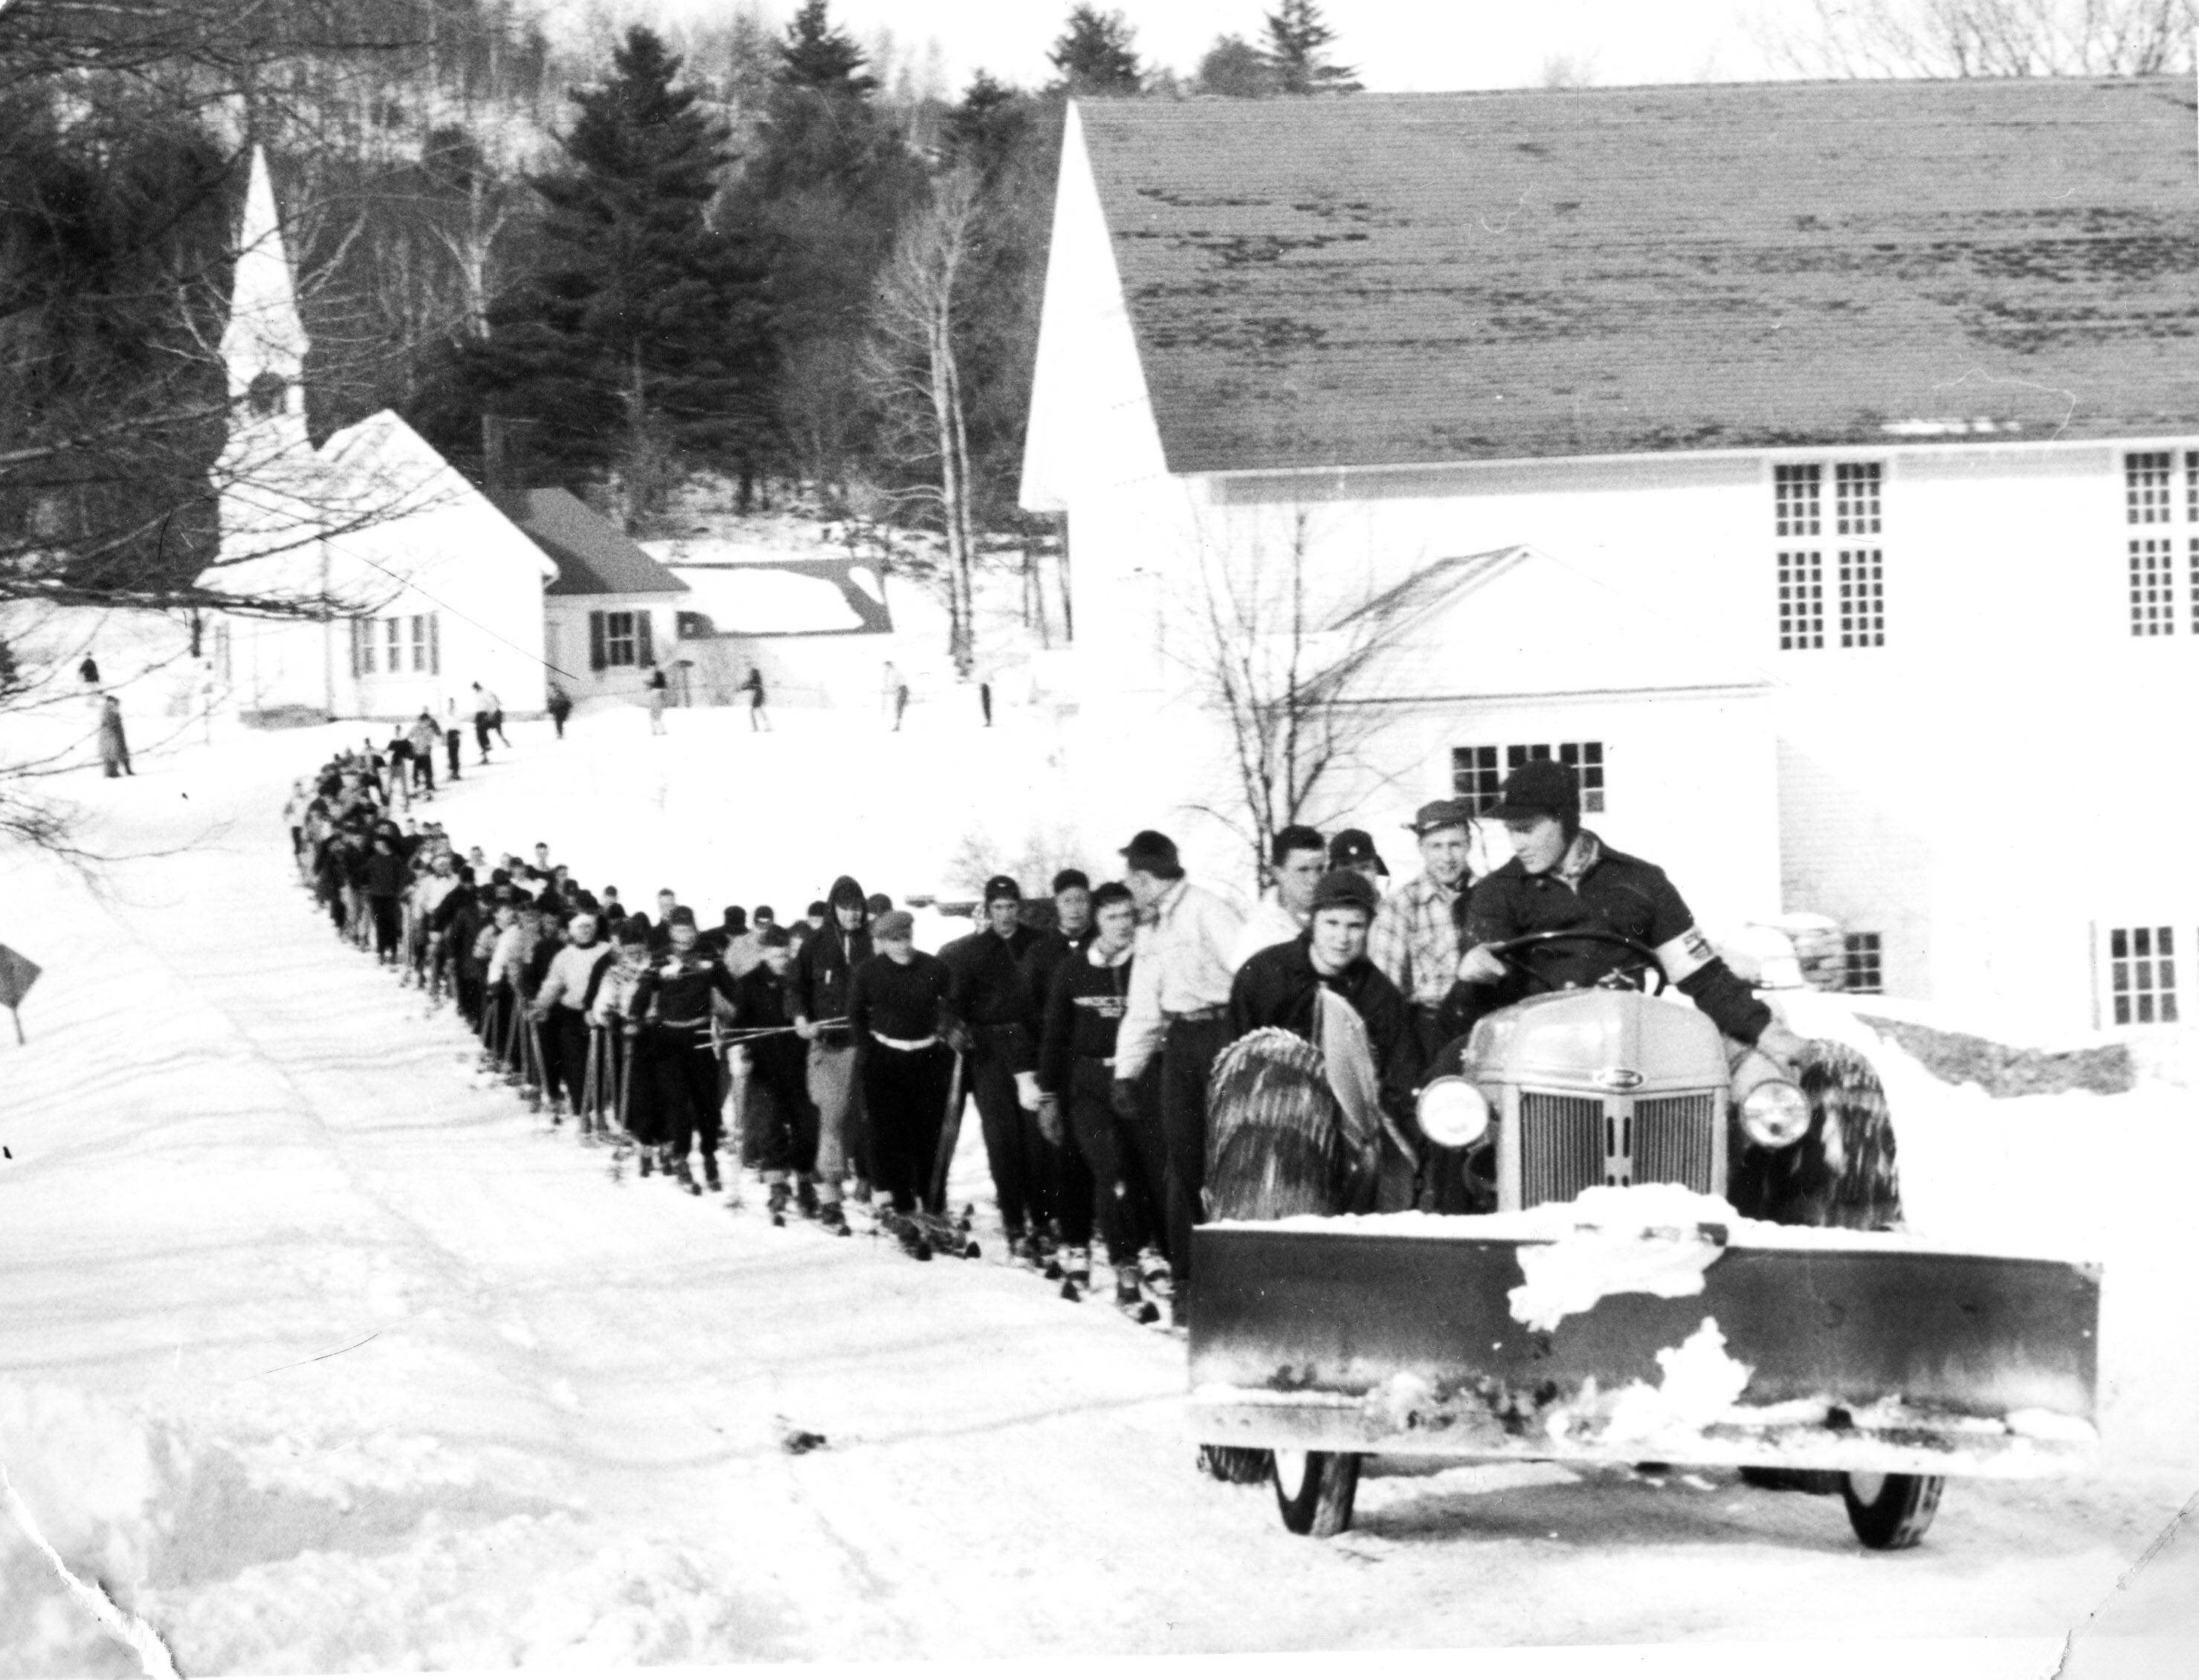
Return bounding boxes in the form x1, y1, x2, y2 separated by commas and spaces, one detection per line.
1369, 798, 1478, 1062
1111, 829, 1244, 1311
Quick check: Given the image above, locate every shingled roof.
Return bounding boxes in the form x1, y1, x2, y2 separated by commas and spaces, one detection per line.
1075, 78, 2199, 474
489, 488, 688, 598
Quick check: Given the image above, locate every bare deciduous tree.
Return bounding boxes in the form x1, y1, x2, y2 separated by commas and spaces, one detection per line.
864, 167, 982, 676
1768, 0, 2196, 77
1176, 511, 1408, 884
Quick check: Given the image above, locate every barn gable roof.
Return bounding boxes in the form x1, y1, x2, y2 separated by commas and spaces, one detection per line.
490, 488, 689, 598
1074, 78, 2199, 476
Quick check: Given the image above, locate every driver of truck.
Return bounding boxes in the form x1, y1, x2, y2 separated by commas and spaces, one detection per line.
1441, 760, 1808, 1067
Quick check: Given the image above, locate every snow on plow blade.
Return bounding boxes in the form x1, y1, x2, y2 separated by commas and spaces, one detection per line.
1186, 1220, 2102, 1478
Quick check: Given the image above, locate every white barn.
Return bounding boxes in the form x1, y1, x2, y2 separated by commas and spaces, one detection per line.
1020, 79, 2199, 1038
204, 151, 551, 724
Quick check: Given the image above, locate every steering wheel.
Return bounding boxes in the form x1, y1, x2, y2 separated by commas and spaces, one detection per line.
1487, 929, 1669, 996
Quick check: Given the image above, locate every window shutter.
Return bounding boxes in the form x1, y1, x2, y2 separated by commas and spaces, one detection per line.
589, 611, 607, 672
428, 612, 440, 676
636, 610, 654, 666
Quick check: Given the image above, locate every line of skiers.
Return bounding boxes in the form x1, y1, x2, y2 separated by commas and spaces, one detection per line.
285, 740, 1805, 1328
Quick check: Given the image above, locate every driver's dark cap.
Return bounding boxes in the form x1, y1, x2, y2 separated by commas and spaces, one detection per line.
1488, 759, 1581, 821
1328, 829, 1388, 875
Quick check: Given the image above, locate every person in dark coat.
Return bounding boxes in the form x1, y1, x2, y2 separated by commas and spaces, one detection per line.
96, 696, 132, 778
361, 835, 407, 964
941, 875, 1053, 1258
734, 928, 813, 1218
848, 911, 959, 1220
1438, 758, 1805, 1067
784, 876, 873, 1227
627, 906, 739, 1192
1226, 870, 1423, 1212
547, 682, 573, 739
1035, 882, 1157, 1309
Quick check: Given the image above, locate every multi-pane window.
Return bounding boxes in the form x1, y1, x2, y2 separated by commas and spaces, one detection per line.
2108, 926, 2177, 1025
2130, 538, 2176, 635
604, 611, 637, 666
1778, 551, 1824, 649
349, 613, 439, 678
1775, 465, 1821, 537
2125, 451, 2174, 523
1842, 932, 1883, 995
1451, 746, 1501, 811
1835, 463, 1881, 534
1452, 742, 1606, 814
1777, 462, 1882, 650
1839, 550, 1884, 647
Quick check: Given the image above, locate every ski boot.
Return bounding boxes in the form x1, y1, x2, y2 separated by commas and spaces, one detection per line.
795, 1177, 819, 1220
1035, 1228, 1064, 1280
816, 1201, 851, 1238
673, 1157, 701, 1197
1058, 1245, 1091, 1302
702, 1155, 722, 1193
1138, 1249, 1175, 1305
547, 1097, 567, 1128
1114, 1267, 1160, 1325
879, 1207, 932, 1261
1002, 1224, 1031, 1266
765, 1180, 792, 1226
638, 1148, 654, 1180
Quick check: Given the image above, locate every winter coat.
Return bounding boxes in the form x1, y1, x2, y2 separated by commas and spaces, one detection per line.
533, 941, 613, 1017
783, 877, 871, 1042
96, 704, 129, 767
1227, 934, 1421, 1125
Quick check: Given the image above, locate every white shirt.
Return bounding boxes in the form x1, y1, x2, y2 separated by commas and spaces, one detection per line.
1229, 890, 1306, 973
1114, 878, 1244, 1082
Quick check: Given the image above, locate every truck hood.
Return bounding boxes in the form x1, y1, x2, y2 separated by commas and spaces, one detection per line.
1465, 987, 1728, 1093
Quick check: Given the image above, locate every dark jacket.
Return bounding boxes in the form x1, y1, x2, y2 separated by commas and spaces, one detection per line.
1037, 945, 1133, 1096
630, 948, 737, 1032
1446, 831, 1771, 1045
941, 923, 1039, 1071
361, 851, 405, 899
847, 952, 956, 1046
1228, 934, 1421, 1123
784, 882, 871, 1045
732, 965, 804, 1096
1021, 925, 1096, 1035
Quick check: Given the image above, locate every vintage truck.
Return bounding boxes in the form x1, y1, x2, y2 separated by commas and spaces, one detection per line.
1188, 931, 2103, 1549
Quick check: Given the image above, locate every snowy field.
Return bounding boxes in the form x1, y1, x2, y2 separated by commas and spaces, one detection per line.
2, 702, 2195, 1676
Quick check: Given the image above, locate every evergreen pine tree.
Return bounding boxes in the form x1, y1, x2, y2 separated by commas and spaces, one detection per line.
1047, 6, 1143, 97
465, 25, 772, 514
1260, 0, 1361, 94
727, 0, 923, 494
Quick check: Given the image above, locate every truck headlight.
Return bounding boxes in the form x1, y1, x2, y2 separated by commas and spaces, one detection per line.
1417, 1077, 1491, 1148
1739, 1079, 1811, 1148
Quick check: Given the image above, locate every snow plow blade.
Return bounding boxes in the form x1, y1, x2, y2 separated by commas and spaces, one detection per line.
1186, 1221, 2101, 1478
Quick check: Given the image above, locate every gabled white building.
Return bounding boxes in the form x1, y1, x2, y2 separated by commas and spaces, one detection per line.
1021, 80, 2199, 1037
203, 150, 552, 724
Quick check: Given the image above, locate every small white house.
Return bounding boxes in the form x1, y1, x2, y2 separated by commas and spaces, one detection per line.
1021, 79, 2199, 1036
493, 488, 690, 705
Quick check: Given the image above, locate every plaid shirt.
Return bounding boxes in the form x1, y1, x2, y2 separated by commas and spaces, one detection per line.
1368, 873, 1465, 1009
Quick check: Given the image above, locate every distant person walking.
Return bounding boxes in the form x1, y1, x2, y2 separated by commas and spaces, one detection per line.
471, 683, 497, 763
78, 653, 100, 686
978, 674, 993, 728
645, 666, 668, 735
742, 665, 771, 732
97, 695, 132, 778
547, 681, 573, 740
408, 709, 439, 795
442, 697, 463, 782
885, 663, 911, 731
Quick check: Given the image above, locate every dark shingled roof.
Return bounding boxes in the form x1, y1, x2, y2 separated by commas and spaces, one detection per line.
1075, 79, 2199, 474
489, 488, 690, 597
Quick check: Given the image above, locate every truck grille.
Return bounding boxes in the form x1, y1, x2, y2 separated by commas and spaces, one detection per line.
1517, 1088, 1722, 1206
1631, 1093, 1720, 1192
1519, 1092, 1607, 1207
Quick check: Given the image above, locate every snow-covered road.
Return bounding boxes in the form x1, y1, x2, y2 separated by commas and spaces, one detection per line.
2, 717, 2192, 1673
